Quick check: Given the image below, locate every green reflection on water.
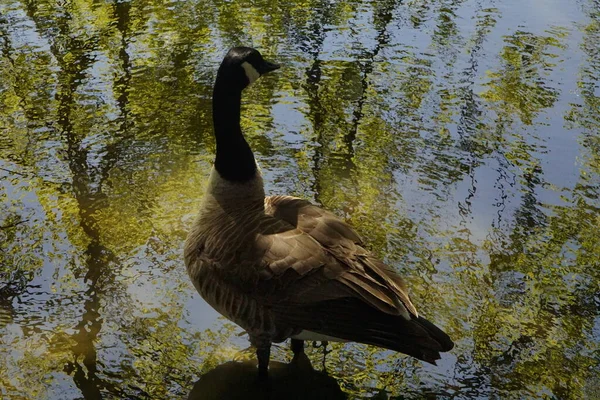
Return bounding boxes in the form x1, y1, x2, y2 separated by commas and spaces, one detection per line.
1, 0, 599, 399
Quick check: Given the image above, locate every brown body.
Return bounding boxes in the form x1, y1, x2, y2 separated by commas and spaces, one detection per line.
184, 168, 453, 362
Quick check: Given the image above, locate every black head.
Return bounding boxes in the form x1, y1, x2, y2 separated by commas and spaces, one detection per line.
216, 47, 280, 91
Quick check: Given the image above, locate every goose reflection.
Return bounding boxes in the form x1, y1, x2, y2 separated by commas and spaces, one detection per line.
187, 354, 346, 400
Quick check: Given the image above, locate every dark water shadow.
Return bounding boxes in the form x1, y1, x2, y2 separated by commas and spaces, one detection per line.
188, 359, 346, 400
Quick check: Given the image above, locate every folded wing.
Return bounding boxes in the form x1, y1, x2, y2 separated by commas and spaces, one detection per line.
255, 196, 453, 361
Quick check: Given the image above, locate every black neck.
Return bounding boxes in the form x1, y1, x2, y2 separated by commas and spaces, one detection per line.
212, 79, 257, 182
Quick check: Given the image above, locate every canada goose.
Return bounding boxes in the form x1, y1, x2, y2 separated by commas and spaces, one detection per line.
184, 47, 454, 380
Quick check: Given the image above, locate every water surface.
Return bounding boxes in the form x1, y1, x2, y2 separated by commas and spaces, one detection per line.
1, 0, 599, 398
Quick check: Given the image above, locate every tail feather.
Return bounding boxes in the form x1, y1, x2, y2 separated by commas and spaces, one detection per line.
415, 316, 454, 352
331, 314, 453, 364
277, 298, 454, 364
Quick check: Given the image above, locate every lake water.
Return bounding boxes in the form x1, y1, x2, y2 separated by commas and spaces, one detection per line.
1, 0, 599, 398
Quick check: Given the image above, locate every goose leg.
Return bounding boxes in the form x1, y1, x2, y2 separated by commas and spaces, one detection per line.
321, 340, 330, 370
291, 339, 304, 361
290, 338, 313, 371
256, 345, 270, 381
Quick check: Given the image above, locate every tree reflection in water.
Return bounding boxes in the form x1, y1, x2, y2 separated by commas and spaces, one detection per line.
0, 0, 599, 398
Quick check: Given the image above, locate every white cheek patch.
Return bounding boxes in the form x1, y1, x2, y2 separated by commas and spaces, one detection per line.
241, 61, 260, 85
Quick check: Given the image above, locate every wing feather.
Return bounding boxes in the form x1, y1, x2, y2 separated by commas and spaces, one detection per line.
263, 195, 417, 317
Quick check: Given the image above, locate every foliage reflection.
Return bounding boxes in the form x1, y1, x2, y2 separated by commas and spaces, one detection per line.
0, 0, 598, 399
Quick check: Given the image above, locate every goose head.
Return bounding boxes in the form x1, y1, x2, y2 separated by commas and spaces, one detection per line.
216, 47, 280, 92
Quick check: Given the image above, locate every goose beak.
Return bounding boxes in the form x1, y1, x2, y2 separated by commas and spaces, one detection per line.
258, 60, 280, 74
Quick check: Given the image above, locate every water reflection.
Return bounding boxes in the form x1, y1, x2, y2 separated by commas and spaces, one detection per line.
1, 0, 599, 398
